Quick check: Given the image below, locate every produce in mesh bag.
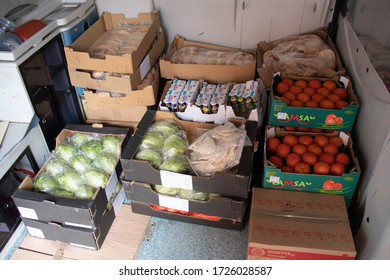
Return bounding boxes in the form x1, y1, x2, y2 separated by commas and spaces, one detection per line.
187, 122, 246, 176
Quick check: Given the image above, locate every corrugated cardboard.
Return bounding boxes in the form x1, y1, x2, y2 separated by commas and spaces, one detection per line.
68, 32, 165, 93
262, 126, 361, 208
268, 74, 359, 131
159, 79, 268, 126
123, 181, 246, 221
131, 201, 244, 231
248, 188, 356, 260
160, 36, 256, 83
11, 205, 150, 259
64, 11, 161, 74
121, 110, 258, 198
12, 125, 130, 228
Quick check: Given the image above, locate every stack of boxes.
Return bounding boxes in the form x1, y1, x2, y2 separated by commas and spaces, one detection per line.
12, 125, 131, 250
64, 11, 165, 127
248, 28, 361, 259
120, 110, 258, 230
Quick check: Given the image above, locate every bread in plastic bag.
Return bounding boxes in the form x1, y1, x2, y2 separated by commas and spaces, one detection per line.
187, 122, 247, 177
170, 45, 255, 66
262, 34, 336, 77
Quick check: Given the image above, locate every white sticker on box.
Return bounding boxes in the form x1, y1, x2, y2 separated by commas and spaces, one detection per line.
160, 171, 193, 190
26, 226, 45, 239
158, 195, 189, 212
277, 112, 288, 120
17, 207, 38, 220
269, 176, 280, 183
70, 243, 96, 250
113, 187, 126, 215
140, 54, 151, 80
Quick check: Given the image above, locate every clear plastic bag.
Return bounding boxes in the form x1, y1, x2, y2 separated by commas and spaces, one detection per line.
187, 122, 247, 177
262, 34, 336, 77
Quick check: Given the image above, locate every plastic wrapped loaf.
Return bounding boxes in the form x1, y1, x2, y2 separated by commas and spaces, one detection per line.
262, 34, 336, 77
170, 46, 255, 66
90, 22, 152, 59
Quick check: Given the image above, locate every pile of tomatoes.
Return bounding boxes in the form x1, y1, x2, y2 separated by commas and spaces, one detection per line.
275, 78, 349, 110
266, 133, 351, 176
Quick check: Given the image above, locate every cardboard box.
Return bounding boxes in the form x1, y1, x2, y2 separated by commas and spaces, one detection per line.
120, 110, 258, 198
159, 79, 268, 127
268, 74, 359, 131
248, 188, 356, 260
257, 28, 346, 89
123, 180, 246, 221
160, 36, 256, 83
262, 126, 361, 207
131, 201, 244, 231
64, 11, 161, 74
12, 204, 150, 260
68, 32, 165, 93
12, 124, 130, 228
21, 187, 125, 251
82, 66, 160, 110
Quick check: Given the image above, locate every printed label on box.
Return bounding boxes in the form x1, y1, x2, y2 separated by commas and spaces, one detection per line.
26, 226, 45, 239
277, 112, 288, 120
64, 222, 93, 229
269, 176, 280, 183
160, 171, 193, 190
140, 54, 151, 80
17, 207, 38, 220
158, 195, 189, 212
70, 243, 96, 250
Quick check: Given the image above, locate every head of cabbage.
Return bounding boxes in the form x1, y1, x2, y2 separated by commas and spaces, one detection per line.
135, 149, 163, 169
159, 155, 191, 174
150, 120, 181, 137
56, 142, 78, 161
102, 135, 122, 157
80, 139, 103, 159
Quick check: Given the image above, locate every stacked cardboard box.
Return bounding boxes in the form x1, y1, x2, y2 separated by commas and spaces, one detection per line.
120, 110, 258, 230
254, 28, 361, 208
64, 11, 165, 126
12, 125, 131, 250
248, 188, 356, 260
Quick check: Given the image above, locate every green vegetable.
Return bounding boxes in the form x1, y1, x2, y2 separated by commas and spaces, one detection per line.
150, 120, 181, 137
162, 134, 186, 158
102, 135, 122, 157
93, 153, 117, 174
34, 172, 58, 193
80, 139, 103, 159
74, 185, 96, 199
159, 155, 190, 174
139, 131, 165, 150
56, 142, 78, 161
69, 133, 93, 148
83, 169, 109, 188
135, 149, 163, 169
45, 158, 71, 177
48, 188, 74, 199
153, 184, 180, 196
57, 170, 82, 192
68, 154, 92, 173
178, 189, 209, 201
